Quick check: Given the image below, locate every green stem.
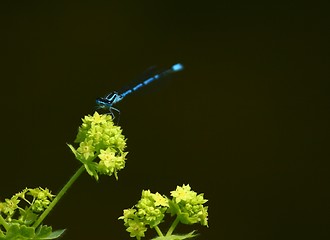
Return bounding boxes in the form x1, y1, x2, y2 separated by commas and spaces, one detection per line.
0, 214, 9, 231
154, 225, 164, 237
166, 216, 180, 236
32, 166, 85, 229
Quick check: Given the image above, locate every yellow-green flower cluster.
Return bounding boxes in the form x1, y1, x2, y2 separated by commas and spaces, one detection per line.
136, 190, 169, 227
168, 184, 208, 226
119, 185, 208, 239
119, 190, 168, 238
0, 187, 54, 225
118, 209, 147, 238
68, 112, 127, 180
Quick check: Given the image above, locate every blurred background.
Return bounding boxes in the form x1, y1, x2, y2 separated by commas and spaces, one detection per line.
0, 1, 328, 239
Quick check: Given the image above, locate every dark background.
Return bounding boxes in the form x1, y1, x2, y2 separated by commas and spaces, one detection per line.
0, 1, 329, 240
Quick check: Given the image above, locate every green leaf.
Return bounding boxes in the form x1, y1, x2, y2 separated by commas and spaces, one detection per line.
152, 231, 198, 240
18, 208, 38, 226
0, 224, 65, 240
67, 144, 78, 158
5, 224, 34, 238
42, 229, 65, 239
84, 162, 99, 181
167, 199, 181, 216
35, 226, 65, 240
34, 225, 52, 238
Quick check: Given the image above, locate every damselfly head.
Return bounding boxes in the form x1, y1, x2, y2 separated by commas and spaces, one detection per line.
95, 97, 110, 109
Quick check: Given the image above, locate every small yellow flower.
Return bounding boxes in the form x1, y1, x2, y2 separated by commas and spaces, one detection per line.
77, 140, 95, 160
153, 192, 169, 207
98, 148, 116, 168
171, 184, 192, 203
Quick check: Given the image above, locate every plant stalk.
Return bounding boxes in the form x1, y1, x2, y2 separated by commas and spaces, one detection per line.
32, 165, 85, 228
154, 225, 164, 237
0, 214, 9, 231
166, 216, 180, 236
